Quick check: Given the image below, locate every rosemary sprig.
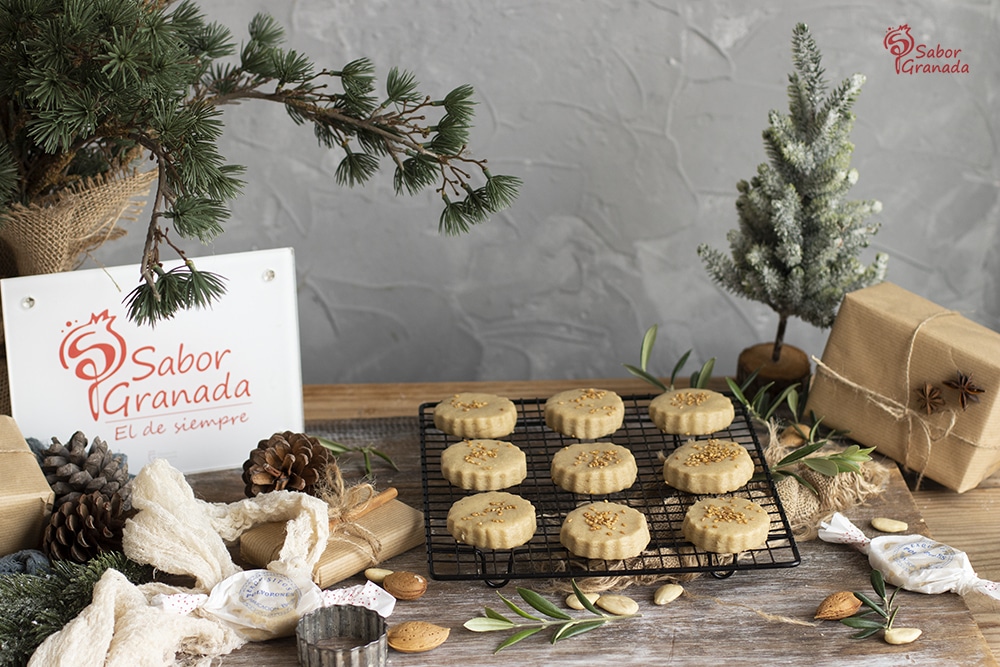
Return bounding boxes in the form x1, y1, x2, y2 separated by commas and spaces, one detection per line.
314, 436, 398, 477
841, 569, 901, 639
463, 581, 638, 653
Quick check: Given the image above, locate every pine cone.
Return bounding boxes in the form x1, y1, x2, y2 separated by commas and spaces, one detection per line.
242, 431, 329, 497
43, 491, 126, 563
40, 432, 132, 510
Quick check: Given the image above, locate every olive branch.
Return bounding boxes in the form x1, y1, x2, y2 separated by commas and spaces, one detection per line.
463, 580, 638, 653
841, 569, 902, 639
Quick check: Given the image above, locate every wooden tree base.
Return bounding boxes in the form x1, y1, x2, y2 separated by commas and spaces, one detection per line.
735, 342, 812, 403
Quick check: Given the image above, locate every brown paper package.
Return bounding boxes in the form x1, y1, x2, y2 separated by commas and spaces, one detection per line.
240, 499, 424, 588
0, 416, 54, 555
805, 282, 1000, 492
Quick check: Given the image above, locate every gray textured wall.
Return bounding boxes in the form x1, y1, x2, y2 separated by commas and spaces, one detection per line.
93, 0, 1000, 385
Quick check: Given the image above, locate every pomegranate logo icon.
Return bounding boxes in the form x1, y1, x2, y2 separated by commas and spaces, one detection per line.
59, 310, 127, 421
884, 24, 915, 74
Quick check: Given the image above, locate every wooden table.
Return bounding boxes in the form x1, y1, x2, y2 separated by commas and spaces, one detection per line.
195, 379, 1000, 666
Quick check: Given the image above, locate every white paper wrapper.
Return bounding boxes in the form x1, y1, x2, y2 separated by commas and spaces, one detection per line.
819, 512, 1000, 600
199, 569, 324, 641
153, 576, 397, 640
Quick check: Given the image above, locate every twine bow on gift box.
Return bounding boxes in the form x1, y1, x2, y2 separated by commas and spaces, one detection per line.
316, 461, 397, 567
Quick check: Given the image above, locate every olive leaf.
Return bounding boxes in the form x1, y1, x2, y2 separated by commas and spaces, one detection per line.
315, 436, 398, 477
463, 580, 638, 653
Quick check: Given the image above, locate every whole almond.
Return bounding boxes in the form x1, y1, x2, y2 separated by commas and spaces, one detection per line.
387, 621, 450, 653
814, 591, 862, 620
884, 627, 922, 645
871, 517, 908, 533
595, 594, 639, 616
653, 583, 684, 606
382, 571, 428, 600
565, 591, 600, 610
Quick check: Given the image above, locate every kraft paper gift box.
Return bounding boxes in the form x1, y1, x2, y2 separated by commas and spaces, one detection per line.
240, 498, 424, 589
0, 416, 54, 555
805, 282, 1000, 493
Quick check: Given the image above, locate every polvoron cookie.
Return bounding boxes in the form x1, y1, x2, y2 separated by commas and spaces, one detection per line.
648, 388, 735, 435
433, 393, 518, 438
544, 388, 624, 439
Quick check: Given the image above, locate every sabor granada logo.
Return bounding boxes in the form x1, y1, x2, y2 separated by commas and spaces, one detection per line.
58, 310, 252, 440
884, 24, 970, 75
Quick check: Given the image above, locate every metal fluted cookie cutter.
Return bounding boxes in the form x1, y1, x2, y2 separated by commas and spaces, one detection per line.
296, 604, 388, 667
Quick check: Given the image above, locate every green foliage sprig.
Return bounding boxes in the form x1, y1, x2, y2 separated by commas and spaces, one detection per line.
841, 569, 903, 639
725, 370, 800, 424
0, 552, 153, 667
761, 421, 873, 495
463, 580, 638, 653
0, 1, 520, 325
623, 324, 714, 391
315, 435, 397, 478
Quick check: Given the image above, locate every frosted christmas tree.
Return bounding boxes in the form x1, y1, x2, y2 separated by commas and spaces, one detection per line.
698, 23, 888, 378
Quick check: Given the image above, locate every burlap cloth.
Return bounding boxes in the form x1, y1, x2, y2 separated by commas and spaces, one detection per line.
0, 169, 155, 413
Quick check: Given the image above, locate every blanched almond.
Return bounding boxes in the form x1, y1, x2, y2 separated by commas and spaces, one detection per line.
596, 594, 639, 616
364, 567, 393, 584
653, 583, 684, 606
871, 517, 908, 533
884, 627, 922, 645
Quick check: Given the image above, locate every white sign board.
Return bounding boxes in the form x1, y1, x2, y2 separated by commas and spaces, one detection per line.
2, 248, 304, 473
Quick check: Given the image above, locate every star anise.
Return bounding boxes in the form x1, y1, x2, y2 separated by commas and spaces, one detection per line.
943, 371, 986, 411
914, 382, 945, 415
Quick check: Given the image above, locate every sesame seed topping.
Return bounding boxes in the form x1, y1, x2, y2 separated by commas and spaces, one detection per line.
669, 391, 709, 409
702, 502, 750, 525
461, 440, 500, 466
683, 439, 742, 467
450, 396, 489, 412
573, 448, 623, 469
582, 508, 620, 532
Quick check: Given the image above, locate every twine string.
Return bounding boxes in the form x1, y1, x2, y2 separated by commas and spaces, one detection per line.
318, 461, 384, 565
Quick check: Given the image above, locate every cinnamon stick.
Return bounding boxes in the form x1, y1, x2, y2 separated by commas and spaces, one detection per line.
331, 487, 398, 528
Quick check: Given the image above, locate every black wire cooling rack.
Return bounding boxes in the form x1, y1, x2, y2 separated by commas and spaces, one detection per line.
419, 392, 800, 586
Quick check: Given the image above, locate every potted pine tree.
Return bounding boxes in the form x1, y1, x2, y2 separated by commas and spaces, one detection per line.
697, 23, 887, 395
0, 0, 520, 326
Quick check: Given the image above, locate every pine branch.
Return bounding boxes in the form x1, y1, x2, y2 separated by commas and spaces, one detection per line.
0, 1, 521, 325
0, 552, 152, 667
